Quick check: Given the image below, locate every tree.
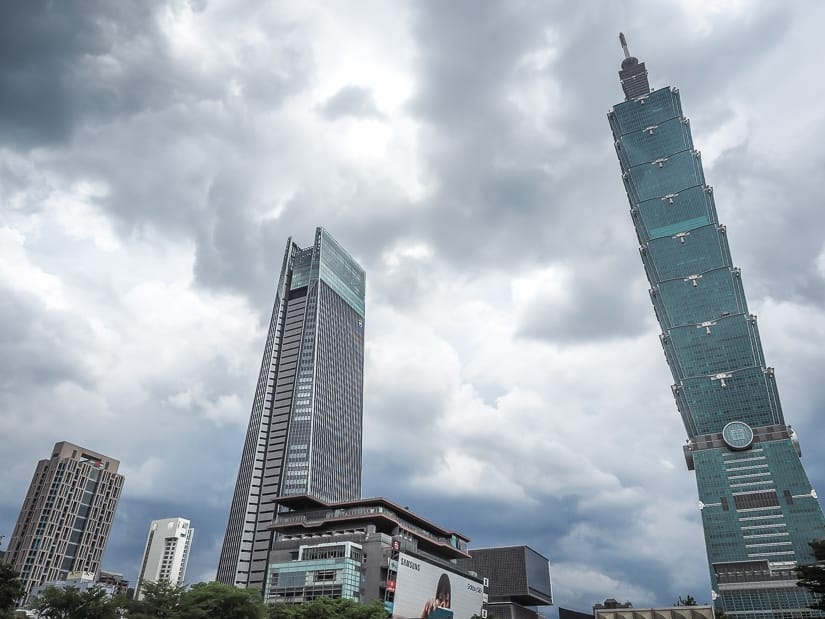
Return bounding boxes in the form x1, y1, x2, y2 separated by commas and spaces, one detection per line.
347, 599, 390, 619
268, 597, 388, 619
0, 563, 24, 619
32, 585, 118, 619
675, 595, 698, 606
126, 583, 388, 619
179, 581, 267, 619
127, 579, 186, 619
796, 539, 825, 611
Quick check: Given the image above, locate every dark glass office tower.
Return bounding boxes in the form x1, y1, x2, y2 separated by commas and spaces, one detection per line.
217, 227, 365, 589
608, 35, 825, 618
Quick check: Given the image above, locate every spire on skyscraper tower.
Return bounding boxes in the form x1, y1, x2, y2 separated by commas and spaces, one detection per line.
617, 32, 650, 100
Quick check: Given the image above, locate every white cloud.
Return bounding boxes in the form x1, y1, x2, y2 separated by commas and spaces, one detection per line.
45, 181, 121, 251
0, 226, 69, 310
167, 384, 246, 426
1, 1, 823, 608
512, 264, 571, 318
552, 562, 657, 609
119, 457, 166, 498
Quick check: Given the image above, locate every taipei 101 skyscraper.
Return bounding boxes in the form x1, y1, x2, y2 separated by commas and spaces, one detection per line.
608, 34, 825, 618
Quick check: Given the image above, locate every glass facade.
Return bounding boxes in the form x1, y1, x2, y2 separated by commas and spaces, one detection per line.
266, 542, 363, 604
609, 53, 825, 618
217, 227, 365, 590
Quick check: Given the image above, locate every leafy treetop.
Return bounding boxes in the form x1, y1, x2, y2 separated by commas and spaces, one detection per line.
796, 539, 825, 611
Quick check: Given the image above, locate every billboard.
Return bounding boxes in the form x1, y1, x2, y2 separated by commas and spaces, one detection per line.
391, 552, 483, 619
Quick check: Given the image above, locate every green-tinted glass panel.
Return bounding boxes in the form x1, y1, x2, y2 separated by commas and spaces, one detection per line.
635, 184, 718, 240
643, 224, 730, 282
664, 314, 764, 379
611, 87, 682, 135
618, 115, 693, 167
653, 267, 748, 328
318, 229, 365, 318
648, 216, 708, 239
267, 556, 363, 603
627, 148, 705, 203
675, 366, 783, 435
290, 249, 313, 290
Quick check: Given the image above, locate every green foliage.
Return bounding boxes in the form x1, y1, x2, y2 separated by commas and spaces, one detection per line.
0, 562, 24, 619
675, 595, 698, 606
796, 539, 825, 611
32, 585, 119, 619
268, 597, 388, 619
32, 581, 389, 619
179, 582, 267, 619
127, 579, 187, 619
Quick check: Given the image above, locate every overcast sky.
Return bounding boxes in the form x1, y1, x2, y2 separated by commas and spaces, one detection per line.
2, 0, 825, 614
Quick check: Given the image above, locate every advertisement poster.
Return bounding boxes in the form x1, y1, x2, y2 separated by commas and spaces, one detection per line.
392, 552, 483, 619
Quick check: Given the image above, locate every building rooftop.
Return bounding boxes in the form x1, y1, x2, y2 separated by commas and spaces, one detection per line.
457, 545, 553, 607
272, 494, 471, 559
50, 441, 121, 472
594, 605, 715, 619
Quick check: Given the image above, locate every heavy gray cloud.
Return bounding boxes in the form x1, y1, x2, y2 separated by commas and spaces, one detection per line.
1, 1, 825, 616
0, 0, 163, 146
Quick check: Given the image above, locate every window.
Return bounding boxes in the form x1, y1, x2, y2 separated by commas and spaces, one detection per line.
733, 491, 779, 510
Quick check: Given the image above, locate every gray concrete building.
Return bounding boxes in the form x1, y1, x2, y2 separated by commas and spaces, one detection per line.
456, 546, 553, 619
594, 605, 714, 619
4, 441, 124, 602
264, 494, 484, 619
97, 569, 130, 598
561, 600, 715, 619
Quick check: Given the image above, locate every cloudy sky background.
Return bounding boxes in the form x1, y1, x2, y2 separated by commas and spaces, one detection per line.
2, 0, 825, 613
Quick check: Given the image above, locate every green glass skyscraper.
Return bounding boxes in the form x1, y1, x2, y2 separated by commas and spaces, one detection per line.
608, 35, 825, 618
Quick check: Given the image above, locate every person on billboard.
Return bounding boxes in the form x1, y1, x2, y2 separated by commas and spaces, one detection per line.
420, 572, 452, 619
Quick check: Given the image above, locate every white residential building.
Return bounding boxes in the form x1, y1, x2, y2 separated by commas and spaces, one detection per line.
135, 517, 194, 600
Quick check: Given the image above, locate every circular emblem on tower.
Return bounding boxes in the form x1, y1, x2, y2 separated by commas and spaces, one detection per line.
722, 421, 754, 451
